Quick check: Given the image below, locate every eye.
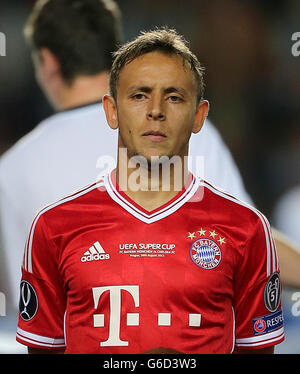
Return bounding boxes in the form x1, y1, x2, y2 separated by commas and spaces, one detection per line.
168, 95, 183, 103
131, 93, 146, 100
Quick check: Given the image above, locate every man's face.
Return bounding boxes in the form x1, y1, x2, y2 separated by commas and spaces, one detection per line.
105, 51, 208, 162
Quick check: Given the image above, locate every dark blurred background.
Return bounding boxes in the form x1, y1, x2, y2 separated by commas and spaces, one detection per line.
0, 0, 300, 220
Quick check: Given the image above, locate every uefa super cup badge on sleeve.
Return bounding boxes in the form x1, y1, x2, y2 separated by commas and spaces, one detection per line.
19, 281, 38, 321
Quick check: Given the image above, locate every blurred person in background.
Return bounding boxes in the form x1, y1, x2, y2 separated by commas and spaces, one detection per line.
0, 0, 122, 309
273, 184, 300, 247
0, 0, 299, 331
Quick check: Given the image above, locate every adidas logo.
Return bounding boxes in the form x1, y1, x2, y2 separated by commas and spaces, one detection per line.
81, 241, 110, 263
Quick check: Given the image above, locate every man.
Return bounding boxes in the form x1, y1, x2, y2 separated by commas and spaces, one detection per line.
0, 0, 262, 311
16, 28, 284, 353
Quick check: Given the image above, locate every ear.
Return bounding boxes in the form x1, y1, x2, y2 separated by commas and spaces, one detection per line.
38, 47, 61, 82
192, 100, 209, 134
103, 94, 119, 130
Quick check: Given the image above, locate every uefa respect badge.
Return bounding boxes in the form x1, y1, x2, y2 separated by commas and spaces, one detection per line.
252, 310, 284, 335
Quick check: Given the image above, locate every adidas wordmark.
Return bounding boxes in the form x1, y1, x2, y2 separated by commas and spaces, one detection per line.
81, 241, 110, 262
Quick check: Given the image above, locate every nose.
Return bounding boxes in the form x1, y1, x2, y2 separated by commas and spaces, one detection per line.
147, 96, 166, 121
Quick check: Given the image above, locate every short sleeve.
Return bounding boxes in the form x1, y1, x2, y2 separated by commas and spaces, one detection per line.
16, 213, 66, 350
233, 213, 284, 350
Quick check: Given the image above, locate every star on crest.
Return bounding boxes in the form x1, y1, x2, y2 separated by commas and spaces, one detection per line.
198, 228, 206, 236
186, 228, 227, 247
209, 230, 217, 239
187, 232, 196, 240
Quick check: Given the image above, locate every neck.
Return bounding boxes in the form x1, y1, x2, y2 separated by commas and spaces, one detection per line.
115, 149, 189, 211
52, 72, 110, 111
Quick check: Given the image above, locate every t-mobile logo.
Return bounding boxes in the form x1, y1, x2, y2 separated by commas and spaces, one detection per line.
92, 285, 202, 347
92, 285, 139, 347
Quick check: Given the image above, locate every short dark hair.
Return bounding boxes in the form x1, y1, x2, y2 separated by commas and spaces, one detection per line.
110, 27, 205, 104
24, 0, 123, 84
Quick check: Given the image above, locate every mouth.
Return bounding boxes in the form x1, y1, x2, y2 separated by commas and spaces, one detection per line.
142, 131, 167, 142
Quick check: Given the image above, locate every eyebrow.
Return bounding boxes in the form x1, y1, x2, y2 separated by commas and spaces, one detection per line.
127, 85, 188, 96
127, 86, 152, 94
164, 86, 187, 96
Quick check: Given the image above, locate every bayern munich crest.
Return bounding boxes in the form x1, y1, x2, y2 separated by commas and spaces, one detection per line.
188, 228, 225, 270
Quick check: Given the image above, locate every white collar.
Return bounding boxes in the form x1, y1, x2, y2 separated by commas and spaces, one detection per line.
104, 169, 200, 224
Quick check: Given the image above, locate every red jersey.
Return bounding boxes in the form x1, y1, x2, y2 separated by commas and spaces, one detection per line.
16, 171, 284, 353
